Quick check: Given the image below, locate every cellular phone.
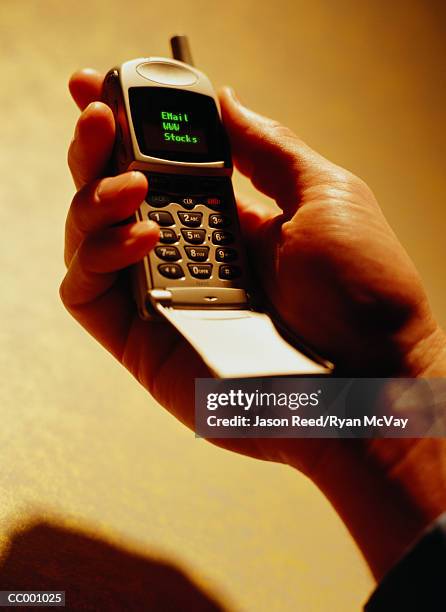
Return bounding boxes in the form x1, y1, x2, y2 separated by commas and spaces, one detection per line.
102, 36, 332, 378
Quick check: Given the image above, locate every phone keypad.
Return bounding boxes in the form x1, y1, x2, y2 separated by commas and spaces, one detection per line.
143, 173, 245, 288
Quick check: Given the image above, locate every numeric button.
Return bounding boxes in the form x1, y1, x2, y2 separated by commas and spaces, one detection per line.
158, 264, 184, 279
216, 247, 237, 262
155, 246, 180, 261
212, 230, 233, 245
149, 211, 174, 226
159, 228, 177, 244
178, 211, 202, 227
188, 264, 212, 279
219, 265, 241, 280
185, 246, 209, 262
209, 214, 230, 228
181, 229, 206, 244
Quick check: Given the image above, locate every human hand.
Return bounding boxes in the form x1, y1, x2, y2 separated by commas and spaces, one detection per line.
61, 69, 446, 581
218, 88, 446, 377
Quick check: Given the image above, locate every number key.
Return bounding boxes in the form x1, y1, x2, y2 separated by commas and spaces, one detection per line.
185, 246, 209, 262
181, 229, 206, 244
212, 230, 233, 245
155, 246, 180, 261
209, 214, 230, 228
188, 264, 212, 279
178, 211, 202, 227
149, 211, 174, 226
216, 247, 237, 262
159, 228, 177, 244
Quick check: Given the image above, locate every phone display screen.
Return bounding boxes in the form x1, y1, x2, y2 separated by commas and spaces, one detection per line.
129, 87, 228, 163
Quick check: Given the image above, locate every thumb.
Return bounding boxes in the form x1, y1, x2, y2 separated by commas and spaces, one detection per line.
219, 87, 324, 213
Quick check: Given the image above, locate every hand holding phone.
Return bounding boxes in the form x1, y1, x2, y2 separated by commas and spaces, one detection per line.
62, 53, 443, 463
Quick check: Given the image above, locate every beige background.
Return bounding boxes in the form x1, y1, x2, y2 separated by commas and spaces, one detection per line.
0, 0, 445, 610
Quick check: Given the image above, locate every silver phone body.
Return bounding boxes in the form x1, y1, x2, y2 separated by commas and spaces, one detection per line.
102, 57, 250, 319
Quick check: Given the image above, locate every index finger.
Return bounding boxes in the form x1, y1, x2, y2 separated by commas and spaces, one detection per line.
68, 101, 115, 190
68, 69, 115, 190
69, 69, 105, 110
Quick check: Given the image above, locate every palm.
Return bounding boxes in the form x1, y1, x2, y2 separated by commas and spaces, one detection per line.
248, 169, 432, 375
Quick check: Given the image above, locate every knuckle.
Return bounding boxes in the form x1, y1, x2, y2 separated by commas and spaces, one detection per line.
326, 166, 367, 191
76, 229, 110, 275
76, 237, 94, 272
69, 181, 100, 234
269, 121, 296, 140
312, 163, 376, 203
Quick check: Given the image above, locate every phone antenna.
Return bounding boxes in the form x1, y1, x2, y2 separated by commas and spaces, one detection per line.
170, 35, 194, 66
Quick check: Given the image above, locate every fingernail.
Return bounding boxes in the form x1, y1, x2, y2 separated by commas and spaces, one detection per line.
144, 220, 159, 232
96, 172, 142, 200
85, 101, 102, 113
132, 220, 159, 236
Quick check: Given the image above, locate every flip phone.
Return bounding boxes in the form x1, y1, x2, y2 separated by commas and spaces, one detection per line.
102, 36, 332, 378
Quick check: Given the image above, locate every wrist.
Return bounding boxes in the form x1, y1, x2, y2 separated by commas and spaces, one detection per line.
290, 436, 446, 583
281, 317, 446, 580
364, 437, 446, 579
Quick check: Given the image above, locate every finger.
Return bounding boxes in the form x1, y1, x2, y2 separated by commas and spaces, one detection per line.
236, 195, 283, 295
60, 220, 159, 311
61, 271, 137, 360
236, 194, 277, 240
68, 102, 115, 190
220, 87, 326, 213
69, 69, 105, 110
60, 221, 159, 357
65, 171, 149, 266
